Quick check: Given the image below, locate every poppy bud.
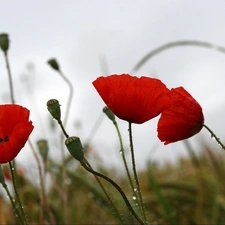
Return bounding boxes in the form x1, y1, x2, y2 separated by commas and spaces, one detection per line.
0, 165, 6, 185
47, 99, 61, 121
47, 58, 60, 71
103, 106, 116, 123
65, 136, 84, 161
0, 33, 9, 52
37, 139, 49, 161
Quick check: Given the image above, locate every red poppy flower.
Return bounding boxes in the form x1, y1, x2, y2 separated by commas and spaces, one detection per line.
0, 104, 34, 164
157, 87, 204, 145
93, 74, 170, 124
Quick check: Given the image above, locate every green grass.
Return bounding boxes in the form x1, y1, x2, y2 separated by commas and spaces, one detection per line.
1, 142, 225, 224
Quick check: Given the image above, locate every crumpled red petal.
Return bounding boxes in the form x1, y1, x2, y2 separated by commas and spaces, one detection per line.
157, 87, 204, 144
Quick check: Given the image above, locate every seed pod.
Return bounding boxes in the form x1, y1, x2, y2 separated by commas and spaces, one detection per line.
65, 136, 84, 161
47, 99, 61, 121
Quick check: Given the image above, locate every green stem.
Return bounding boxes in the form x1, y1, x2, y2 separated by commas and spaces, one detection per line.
4, 42, 27, 224
4, 51, 15, 104
202, 123, 225, 150
58, 70, 73, 128
57, 119, 69, 223
130, 40, 225, 73
80, 160, 145, 225
58, 120, 69, 138
128, 122, 146, 222
57, 118, 69, 223
84, 157, 124, 225
113, 121, 138, 200
9, 161, 28, 225
58, 69, 73, 224
1, 181, 24, 224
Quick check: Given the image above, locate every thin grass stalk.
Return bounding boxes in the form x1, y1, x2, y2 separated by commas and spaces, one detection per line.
28, 139, 56, 224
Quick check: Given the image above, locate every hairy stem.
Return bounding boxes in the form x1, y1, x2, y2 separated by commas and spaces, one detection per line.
9, 161, 28, 225
128, 122, 146, 221
113, 121, 138, 201
203, 123, 225, 150
80, 160, 145, 225
84, 157, 124, 224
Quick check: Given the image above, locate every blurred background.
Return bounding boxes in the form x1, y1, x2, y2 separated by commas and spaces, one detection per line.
0, 0, 225, 171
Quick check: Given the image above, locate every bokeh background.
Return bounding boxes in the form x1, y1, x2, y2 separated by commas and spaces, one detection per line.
0, 0, 225, 172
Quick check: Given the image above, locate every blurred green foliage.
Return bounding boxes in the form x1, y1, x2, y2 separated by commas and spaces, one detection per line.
1, 143, 225, 224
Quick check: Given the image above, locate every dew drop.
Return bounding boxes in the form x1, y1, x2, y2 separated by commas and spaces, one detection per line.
132, 195, 137, 200
133, 187, 137, 192
211, 134, 216, 140
119, 150, 122, 154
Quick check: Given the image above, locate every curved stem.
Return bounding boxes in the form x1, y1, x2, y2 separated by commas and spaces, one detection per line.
128, 122, 146, 222
58, 69, 74, 223
113, 121, 137, 200
80, 160, 145, 225
202, 123, 225, 150
9, 161, 28, 225
58, 70, 73, 128
130, 40, 225, 73
4, 52, 15, 104
84, 158, 124, 224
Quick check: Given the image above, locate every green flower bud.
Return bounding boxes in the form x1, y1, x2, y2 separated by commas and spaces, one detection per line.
47, 58, 60, 71
103, 106, 115, 122
37, 139, 49, 161
47, 99, 61, 121
0, 33, 9, 52
0, 165, 6, 185
65, 136, 84, 161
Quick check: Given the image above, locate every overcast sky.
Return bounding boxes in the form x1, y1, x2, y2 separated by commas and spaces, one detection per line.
1, 0, 225, 172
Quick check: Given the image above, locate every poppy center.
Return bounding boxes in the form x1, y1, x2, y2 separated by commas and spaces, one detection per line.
0, 135, 9, 144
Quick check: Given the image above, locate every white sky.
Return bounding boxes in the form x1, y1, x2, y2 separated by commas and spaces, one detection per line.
1, 0, 225, 173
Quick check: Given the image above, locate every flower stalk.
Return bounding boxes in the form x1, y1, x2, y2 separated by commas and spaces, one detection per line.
9, 161, 28, 225
202, 123, 225, 150
128, 122, 146, 221
80, 159, 145, 225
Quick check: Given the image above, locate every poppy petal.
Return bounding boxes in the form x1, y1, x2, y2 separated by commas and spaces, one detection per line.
0, 104, 34, 164
157, 87, 204, 144
93, 74, 170, 124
